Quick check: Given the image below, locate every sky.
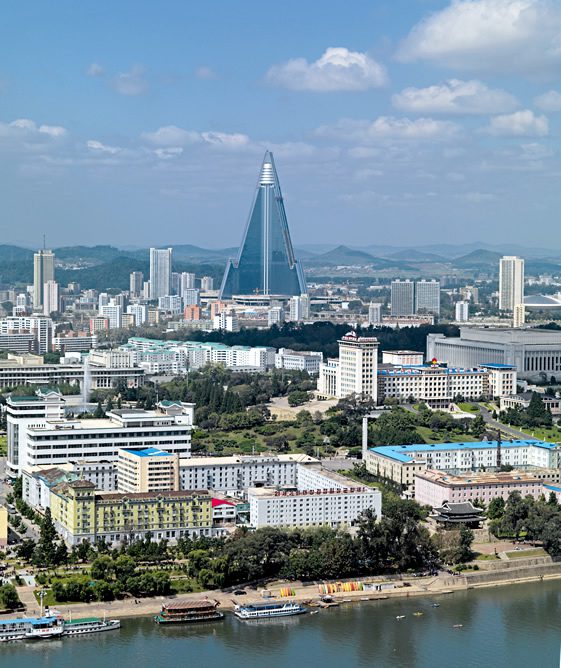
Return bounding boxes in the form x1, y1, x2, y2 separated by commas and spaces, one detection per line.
2, 0, 561, 250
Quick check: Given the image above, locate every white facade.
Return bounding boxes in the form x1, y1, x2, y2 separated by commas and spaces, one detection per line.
289, 295, 310, 322
158, 295, 182, 314
100, 303, 123, 329
127, 303, 148, 325
338, 332, 379, 400
415, 280, 440, 316
0, 316, 53, 354
149, 248, 173, 300
213, 310, 240, 332
43, 280, 59, 316
391, 281, 414, 316
200, 276, 214, 291
499, 256, 524, 312
274, 348, 323, 374
268, 306, 284, 327
382, 350, 424, 365
33, 250, 55, 309
455, 301, 469, 322
7, 398, 194, 477
317, 358, 340, 398
248, 464, 381, 529
368, 302, 382, 325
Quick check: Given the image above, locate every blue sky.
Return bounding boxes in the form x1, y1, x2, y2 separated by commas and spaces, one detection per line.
2, 0, 561, 250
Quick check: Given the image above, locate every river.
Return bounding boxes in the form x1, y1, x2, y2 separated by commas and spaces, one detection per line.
3, 580, 561, 668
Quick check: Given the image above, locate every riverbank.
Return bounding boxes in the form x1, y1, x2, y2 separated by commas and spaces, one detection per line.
8, 559, 561, 622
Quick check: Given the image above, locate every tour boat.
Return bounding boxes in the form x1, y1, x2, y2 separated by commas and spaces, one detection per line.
0, 616, 65, 642
154, 599, 224, 624
63, 616, 121, 635
234, 601, 307, 620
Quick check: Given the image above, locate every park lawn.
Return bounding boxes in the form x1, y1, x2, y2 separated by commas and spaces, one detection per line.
193, 421, 327, 455
170, 577, 205, 594
520, 426, 561, 443
416, 427, 479, 444
337, 469, 385, 490
457, 403, 479, 413
475, 553, 500, 561
505, 548, 548, 559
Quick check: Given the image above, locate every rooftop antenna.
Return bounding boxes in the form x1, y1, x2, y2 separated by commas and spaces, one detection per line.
43, 233, 46, 250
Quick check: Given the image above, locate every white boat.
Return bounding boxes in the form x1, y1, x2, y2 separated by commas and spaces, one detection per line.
63, 617, 121, 636
0, 616, 64, 642
234, 601, 307, 620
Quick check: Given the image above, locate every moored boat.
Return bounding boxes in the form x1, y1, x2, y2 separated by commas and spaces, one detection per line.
0, 616, 65, 642
234, 601, 307, 620
63, 617, 120, 635
154, 599, 224, 624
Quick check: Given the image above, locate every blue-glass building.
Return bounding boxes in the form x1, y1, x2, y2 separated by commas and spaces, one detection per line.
219, 152, 307, 299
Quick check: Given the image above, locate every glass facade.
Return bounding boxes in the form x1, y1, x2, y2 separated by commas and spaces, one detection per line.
220, 152, 307, 298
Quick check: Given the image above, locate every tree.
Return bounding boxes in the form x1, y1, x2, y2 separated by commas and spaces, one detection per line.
487, 497, 506, 520
91, 555, 113, 580
0, 584, 21, 610
94, 401, 105, 418
34, 508, 58, 567
288, 391, 310, 407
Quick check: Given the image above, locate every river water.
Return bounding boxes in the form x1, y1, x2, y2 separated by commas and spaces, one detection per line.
3, 581, 561, 668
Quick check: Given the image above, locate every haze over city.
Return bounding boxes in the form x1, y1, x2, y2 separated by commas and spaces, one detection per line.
3, 0, 561, 248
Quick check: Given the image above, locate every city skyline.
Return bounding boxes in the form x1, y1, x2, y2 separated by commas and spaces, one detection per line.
3, 1, 561, 248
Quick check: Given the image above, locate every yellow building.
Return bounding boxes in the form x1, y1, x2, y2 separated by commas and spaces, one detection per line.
0, 505, 7, 549
50, 480, 211, 546
117, 447, 179, 494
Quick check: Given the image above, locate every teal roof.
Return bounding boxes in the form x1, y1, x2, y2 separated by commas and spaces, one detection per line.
370, 440, 557, 464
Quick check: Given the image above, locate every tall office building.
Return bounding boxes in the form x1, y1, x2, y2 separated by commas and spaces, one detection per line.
391, 281, 414, 316
415, 280, 440, 316
499, 256, 524, 311
338, 332, 379, 401
33, 249, 55, 309
129, 271, 144, 297
149, 248, 172, 300
43, 280, 59, 316
220, 151, 307, 299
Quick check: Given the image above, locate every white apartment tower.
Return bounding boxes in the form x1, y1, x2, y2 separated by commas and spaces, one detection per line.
415, 280, 440, 316
289, 294, 310, 322
149, 248, 173, 300
338, 331, 379, 401
455, 301, 469, 322
499, 256, 524, 311
43, 280, 59, 316
129, 271, 144, 297
368, 302, 382, 325
33, 249, 55, 309
391, 281, 414, 316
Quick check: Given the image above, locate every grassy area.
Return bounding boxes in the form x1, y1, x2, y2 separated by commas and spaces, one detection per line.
475, 553, 500, 561
505, 548, 548, 559
416, 427, 479, 444
192, 420, 329, 455
337, 469, 385, 490
457, 403, 479, 413
0, 435, 6, 457
517, 426, 561, 443
170, 577, 205, 594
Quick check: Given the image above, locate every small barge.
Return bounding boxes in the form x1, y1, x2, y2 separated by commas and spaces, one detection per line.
155, 599, 224, 624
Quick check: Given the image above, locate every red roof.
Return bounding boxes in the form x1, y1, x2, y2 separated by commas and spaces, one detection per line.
212, 498, 236, 508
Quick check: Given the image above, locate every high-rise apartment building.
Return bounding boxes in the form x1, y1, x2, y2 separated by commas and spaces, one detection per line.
33, 249, 55, 309
391, 281, 414, 316
368, 302, 382, 325
289, 294, 310, 322
183, 288, 200, 307
149, 248, 172, 300
338, 332, 379, 401
200, 276, 214, 292
171, 272, 181, 296
499, 256, 524, 311
455, 301, 469, 322
129, 271, 144, 297
180, 272, 196, 292
43, 280, 59, 316
268, 306, 284, 327
220, 151, 306, 299
415, 280, 440, 316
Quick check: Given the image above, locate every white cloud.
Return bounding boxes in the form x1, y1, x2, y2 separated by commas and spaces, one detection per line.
464, 191, 496, 202
112, 65, 148, 95
141, 125, 202, 146
195, 66, 217, 80
534, 89, 561, 111
86, 139, 121, 154
392, 79, 518, 114
0, 119, 66, 141
397, 0, 561, 75
316, 116, 459, 142
484, 109, 549, 136
154, 147, 184, 160
87, 62, 104, 77
142, 126, 250, 150
266, 47, 387, 92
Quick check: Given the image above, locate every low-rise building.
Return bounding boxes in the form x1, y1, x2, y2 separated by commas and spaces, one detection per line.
415, 469, 545, 508
500, 392, 561, 416
382, 350, 424, 365
365, 439, 561, 495
274, 348, 323, 374
50, 480, 212, 546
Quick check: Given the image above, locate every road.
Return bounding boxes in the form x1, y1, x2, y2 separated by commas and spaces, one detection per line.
478, 406, 536, 440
